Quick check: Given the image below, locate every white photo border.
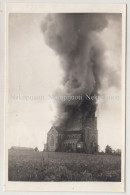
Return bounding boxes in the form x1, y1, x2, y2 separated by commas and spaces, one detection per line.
4, 2, 126, 192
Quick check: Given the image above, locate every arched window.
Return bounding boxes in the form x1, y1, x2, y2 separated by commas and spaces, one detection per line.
50, 135, 54, 147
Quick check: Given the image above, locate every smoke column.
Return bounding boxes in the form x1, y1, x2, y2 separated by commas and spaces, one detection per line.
41, 13, 120, 130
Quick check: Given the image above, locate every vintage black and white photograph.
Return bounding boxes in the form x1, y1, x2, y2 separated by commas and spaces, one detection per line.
5, 3, 126, 192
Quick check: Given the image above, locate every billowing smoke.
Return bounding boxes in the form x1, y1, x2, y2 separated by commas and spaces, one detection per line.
41, 13, 120, 130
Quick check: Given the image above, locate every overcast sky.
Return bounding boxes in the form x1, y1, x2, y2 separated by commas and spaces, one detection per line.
7, 13, 123, 151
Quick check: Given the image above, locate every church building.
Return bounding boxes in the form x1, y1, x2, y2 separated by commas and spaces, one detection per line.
45, 111, 98, 154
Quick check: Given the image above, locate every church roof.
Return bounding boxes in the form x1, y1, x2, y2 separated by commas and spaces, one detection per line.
62, 130, 82, 134
53, 126, 82, 135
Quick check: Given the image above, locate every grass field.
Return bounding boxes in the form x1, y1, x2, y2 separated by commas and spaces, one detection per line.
8, 150, 121, 181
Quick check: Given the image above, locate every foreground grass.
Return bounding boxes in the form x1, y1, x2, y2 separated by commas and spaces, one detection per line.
8, 150, 121, 181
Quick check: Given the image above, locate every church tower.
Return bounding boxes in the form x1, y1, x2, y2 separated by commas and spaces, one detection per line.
80, 98, 98, 153
83, 117, 98, 153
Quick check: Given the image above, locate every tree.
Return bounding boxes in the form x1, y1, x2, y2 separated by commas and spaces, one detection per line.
115, 149, 121, 155
105, 145, 112, 154
34, 147, 39, 151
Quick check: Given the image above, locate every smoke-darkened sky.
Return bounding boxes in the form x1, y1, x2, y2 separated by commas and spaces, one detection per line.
7, 13, 123, 151
41, 13, 121, 129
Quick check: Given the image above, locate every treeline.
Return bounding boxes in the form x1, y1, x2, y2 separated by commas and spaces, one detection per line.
99, 145, 121, 155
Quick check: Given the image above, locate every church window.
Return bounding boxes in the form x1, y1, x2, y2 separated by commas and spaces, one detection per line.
50, 135, 54, 147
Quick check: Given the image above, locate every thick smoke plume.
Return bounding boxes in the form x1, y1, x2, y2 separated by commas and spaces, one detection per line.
41, 14, 118, 130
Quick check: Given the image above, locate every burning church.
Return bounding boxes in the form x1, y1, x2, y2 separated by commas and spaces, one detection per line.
45, 98, 98, 153
41, 14, 113, 154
